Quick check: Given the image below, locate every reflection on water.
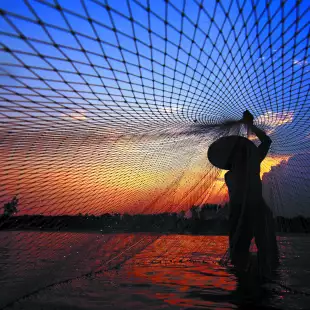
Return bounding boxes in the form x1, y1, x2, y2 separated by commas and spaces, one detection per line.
0, 232, 310, 309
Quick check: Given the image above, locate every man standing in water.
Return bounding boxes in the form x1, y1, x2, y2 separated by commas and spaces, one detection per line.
208, 111, 279, 275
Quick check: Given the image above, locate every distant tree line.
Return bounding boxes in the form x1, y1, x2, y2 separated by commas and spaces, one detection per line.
1, 197, 309, 234
2, 196, 19, 217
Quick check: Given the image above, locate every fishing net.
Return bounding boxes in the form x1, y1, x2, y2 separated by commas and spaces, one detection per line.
0, 0, 309, 308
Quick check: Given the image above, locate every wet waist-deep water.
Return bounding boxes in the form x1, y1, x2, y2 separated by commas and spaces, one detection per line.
0, 232, 310, 309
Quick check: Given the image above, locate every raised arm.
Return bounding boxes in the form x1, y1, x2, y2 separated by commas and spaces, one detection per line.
241, 110, 272, 161
250, 124, 272, 162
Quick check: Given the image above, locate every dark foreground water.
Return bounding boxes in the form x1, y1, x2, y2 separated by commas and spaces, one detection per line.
0, 232, 310, 310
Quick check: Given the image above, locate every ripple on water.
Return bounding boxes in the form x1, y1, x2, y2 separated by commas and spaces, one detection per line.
0, 232, 309, 309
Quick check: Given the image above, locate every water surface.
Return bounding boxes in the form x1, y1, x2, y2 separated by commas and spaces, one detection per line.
0, 232, 310, 309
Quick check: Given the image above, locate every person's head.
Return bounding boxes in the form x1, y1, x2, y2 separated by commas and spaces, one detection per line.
226, 139, 253, 170
208, 135, 258, 171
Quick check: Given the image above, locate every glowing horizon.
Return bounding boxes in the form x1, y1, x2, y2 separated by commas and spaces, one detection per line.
1, 0, 309, 217
1, 126, 292, 216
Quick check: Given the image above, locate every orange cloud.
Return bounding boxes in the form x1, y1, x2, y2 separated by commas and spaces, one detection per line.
0, 126, 293, 216
260, 154, 291, 177
202, 154, 292, 206
256, 110, 294, 127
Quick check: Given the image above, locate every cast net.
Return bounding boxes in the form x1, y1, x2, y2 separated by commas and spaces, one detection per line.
0, 0, 309, 308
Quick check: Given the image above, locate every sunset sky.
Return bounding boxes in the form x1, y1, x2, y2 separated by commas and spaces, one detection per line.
0, 0, 309, 216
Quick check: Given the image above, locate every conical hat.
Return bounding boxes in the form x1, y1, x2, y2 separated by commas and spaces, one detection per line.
207, 135, 258, 170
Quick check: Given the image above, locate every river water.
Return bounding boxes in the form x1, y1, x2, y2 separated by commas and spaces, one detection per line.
0, 232, 310, 309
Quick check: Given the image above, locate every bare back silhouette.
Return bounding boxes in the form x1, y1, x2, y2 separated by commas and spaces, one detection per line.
208, 111, 279, 274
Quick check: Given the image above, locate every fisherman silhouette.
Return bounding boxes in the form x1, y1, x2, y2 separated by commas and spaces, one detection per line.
208, 111, 279, 274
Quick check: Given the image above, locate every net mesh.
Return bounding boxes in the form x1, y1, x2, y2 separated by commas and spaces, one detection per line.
0, 0, 309, 308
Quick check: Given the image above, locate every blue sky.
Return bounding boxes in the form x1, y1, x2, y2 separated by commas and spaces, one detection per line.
0, 0, 309, 146
0, 0, 309, 215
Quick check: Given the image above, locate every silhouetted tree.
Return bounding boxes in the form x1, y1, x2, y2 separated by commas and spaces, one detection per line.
3, 196, 19, 217
179, 210, 186, 219
190, 205, 200, 220
200, 204, 219, 220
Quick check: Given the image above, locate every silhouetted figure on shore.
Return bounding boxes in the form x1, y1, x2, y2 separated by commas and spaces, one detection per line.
208, 111, 279, 275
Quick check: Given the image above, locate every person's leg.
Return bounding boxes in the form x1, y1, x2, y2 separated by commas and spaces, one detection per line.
229, 206, 253, 270
265, 206, 279, 266
228, 204, 241, 262
255, 203, 279, 275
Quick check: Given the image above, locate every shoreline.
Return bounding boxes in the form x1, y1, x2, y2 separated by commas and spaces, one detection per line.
0, 229, 308, 236
0, 228, 228, 236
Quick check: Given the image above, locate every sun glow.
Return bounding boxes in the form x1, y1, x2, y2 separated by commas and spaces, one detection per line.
0, 129, 293, 215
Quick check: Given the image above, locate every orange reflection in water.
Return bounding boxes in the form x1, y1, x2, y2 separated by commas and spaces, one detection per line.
1, 232, 300, 309
124, 235, 236, 308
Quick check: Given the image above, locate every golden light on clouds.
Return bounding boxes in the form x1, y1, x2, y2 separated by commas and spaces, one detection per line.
62, 109, 87, 121
260, 155, 291, 177
248, 110, 294, 141
256, 110, 294, 127
204, 154, 292, 206
0, 127, 293, 215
